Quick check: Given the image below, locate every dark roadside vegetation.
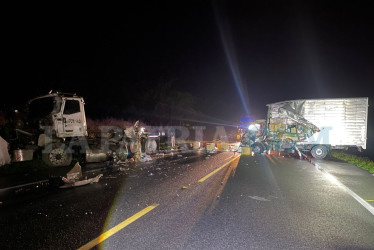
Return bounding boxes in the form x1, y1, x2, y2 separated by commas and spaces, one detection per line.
331, 149, 374, 174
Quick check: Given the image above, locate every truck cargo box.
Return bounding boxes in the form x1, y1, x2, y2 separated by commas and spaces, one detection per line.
267, 97, 368, 149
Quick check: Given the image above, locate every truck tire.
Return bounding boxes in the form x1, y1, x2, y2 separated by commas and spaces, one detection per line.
252, 142, 265, 154
311, 145, 328, 160
145, 139, 158, 154
42, 143, 72, 167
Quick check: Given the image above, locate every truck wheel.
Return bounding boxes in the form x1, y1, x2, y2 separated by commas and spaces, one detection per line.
145, 139, 158, 154
42, 143, 72, 167
252, 142, 265, 154
311, 145, 328, 160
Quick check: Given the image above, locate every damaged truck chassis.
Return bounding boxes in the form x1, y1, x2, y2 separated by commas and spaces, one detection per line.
10, 92, 158, 167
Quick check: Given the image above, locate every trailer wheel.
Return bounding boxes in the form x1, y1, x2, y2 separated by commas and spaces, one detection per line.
252, 142, 265, 154
42, 143, 72, 167
311, 145, 328, 160
145, 139, 158, 154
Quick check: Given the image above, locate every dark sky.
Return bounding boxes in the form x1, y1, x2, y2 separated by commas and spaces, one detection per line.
3, 0, 373, 125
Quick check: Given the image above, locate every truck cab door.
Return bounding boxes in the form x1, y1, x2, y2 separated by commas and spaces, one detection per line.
60, 98, 86, 137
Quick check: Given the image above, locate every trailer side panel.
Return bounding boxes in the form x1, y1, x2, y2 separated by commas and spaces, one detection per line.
301, 98, 368, 149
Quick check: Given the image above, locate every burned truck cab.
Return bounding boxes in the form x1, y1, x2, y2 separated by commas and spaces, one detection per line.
240, 119, 267, 154
23, 92, 88, 167
28, 92, 88, 141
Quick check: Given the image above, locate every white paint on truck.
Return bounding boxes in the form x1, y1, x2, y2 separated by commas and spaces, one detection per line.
298, 98, 368, 149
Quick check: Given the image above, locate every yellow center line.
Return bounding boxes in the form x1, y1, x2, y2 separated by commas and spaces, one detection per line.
365, 200, 374, 202
198, 155, 240, 183
78, 204, 159, 250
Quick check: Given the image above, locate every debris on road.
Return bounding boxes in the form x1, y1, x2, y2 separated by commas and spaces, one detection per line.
137, 153, 153, 162
119, 167, 131, 172
62, 162, 82, 183
59, 162, 103, 188
60, 174, 103, 188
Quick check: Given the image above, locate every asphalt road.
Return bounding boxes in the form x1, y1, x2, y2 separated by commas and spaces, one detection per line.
1, 151, 374, 249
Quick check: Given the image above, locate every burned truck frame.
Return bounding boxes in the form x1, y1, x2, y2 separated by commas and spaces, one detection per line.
244, 97, 369, 159
9, 92, 158, 167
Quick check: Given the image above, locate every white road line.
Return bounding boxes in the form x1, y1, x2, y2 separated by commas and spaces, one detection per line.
314, 163, 374, 216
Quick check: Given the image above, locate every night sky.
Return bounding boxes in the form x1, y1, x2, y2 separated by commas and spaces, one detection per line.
2, 1, 373, 146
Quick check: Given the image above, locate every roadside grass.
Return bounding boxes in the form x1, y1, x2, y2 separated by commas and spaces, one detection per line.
331, 150, 374, 174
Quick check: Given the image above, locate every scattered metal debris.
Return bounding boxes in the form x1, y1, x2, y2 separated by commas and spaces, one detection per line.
59, 162, 103, 188
137, 153, 153, 162
62, 162, 82, 183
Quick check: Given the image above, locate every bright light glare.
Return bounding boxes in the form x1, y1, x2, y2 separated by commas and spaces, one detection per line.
248, 124, 259, 131
315, 163, 374, 216
324, 171, 341, 185
248, 124, 256, 130
214, 6, 250, 115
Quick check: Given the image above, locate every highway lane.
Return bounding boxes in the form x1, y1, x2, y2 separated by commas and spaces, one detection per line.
98, 154, 374, 250
1, 152, 374, 249
315, 158, 374, 205
0, 151, 238, 249
181, 155, 374, 249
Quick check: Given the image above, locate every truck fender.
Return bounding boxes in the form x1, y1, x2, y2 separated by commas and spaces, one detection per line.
37, 134, 52, 147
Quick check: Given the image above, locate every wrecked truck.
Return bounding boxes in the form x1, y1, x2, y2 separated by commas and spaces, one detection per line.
242, 97, 369, 159
5, 91, 159, 167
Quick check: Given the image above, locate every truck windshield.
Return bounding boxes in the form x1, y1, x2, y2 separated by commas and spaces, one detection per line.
28, 97, 61, 120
